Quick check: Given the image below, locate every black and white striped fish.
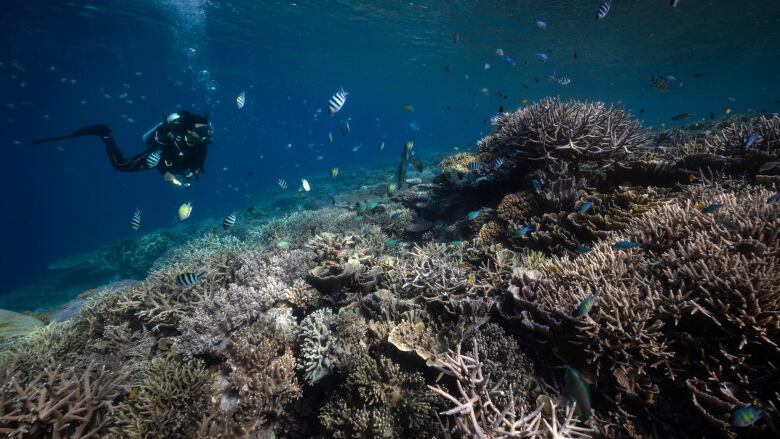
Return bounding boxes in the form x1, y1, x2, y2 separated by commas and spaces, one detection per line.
596, 0, 613, 20
176, 271, 205, 288
494, 157, 505, 168
130, 209, 141, 231
146, 150, 161, 168
277, 178, 288, 189
222, 211, 237, 230
468, 162, 482, 172
328, 87, 348, 114
236, 90, 246, 109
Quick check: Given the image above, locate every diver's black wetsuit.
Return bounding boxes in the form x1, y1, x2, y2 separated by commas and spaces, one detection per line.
101, 123, 207, 178
33, 111, 210, 187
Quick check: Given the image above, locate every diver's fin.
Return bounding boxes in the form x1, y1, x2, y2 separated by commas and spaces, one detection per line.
32, 124, 111, 144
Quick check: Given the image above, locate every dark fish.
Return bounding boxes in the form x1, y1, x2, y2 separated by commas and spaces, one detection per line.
758, 161, 780, 173
613, 241, 641, 250
700, 203, 722, 214
397, 140, 414, 188
767, 193, 780, 204
176, 271, 205, 288
579, 201, 593, 213
534, 77, 540, 83
246, 206, 256, 214
531, 179, 542, 192
563, 366, 592, 420
498, 105, 504, 113
130, 209, 141, 232
521, 84, 528, 89
649, 75, 668, 91
671, 112, 692, 121
222, 211, 237, 230
410, 152, 423, 173
731, 406, 762, 427
453, 32, 460, 44
720, 220, 740, 231
710, 111, 715, 120
596, 0, 613, 20
576, 294, 596, 317
573, 51, 578, 59
670, 0, 680, 7
247, 171, 254, 176
692, 73, 706, 78
639, 108, 645, 114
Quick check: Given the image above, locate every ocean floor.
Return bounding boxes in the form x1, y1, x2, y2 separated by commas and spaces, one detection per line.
1, 100, 778, 438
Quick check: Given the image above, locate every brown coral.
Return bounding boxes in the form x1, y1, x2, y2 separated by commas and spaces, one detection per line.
0, 362, 125, 438
478, 97, 646, 164
497, 191, 538, 223
499, 183, 780, 437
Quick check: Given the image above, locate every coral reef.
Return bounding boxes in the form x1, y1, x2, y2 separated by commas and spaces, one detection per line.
498, 183, 779, 437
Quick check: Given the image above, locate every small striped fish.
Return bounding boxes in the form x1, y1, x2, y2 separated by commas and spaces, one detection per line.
146, 150, 161, 168
649, 75, 668, 91
596, 0, 613, 20
494, 157, 505, 168
277, 178, 288, 189
468, 162, 482, 172
222, 211, 237, 230
557, 76, 571, 86
176, 271, 205, 288
328, 87, 348, 114
130, 209, 141, 231
236, 90, 246, 109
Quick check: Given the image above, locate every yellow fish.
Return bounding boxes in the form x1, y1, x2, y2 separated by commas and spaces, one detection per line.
725, 108, 732, 114
694, 202, 706, 211
688, 173, 699, 182
453, 146, 460, 151
521, 98, 529, 105
164, 172, 182, 186
178, 202, 193, 221
128, 386, 140, 400
330, 167, 339, 178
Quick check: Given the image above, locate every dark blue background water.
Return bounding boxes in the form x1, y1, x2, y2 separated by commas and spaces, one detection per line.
1, 0, 779, 297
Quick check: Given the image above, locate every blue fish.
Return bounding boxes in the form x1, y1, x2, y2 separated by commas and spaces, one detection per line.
574, 245, 592, 254
576, 294, 596, 317
579, 201, 593, 214
535, 53, 549, 62
731, 406, 762, 427
745, 133, 758, 149
467, 210, 481, 220
613, 241, 642, 250
664, 75, 678, 82
767, 193, 780, 204
531, 179, 542, 192
563, 366, 592, 420
502, 56, 516, 66
596, 0, 613, 20
450, 240, 462, 246
701, 203, 722, 214
512, 224, 533, 237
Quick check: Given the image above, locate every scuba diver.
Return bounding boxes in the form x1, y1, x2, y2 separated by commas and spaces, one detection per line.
33, 111, 213, 188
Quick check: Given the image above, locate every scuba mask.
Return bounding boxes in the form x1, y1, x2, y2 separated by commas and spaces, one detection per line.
183, 124, 213, 147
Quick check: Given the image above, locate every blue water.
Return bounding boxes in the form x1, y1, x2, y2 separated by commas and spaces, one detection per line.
1, 0, 779, 301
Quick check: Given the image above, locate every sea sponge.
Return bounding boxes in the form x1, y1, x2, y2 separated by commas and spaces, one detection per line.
498, 183, 780, 437
478, 97, 646, 164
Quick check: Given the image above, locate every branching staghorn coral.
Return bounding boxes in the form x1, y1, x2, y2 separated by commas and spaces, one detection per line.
0, 362, 126, 438
297, 308, 368, 385
428, 343, 592, 439
249, 208, 356, 246
0, 321, 89, 382
498, 183, 780, 437
387, 242, 474, 301
478, 97, 646, 165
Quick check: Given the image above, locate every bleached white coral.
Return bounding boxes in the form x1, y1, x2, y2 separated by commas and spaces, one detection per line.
297, 308, 338, 384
